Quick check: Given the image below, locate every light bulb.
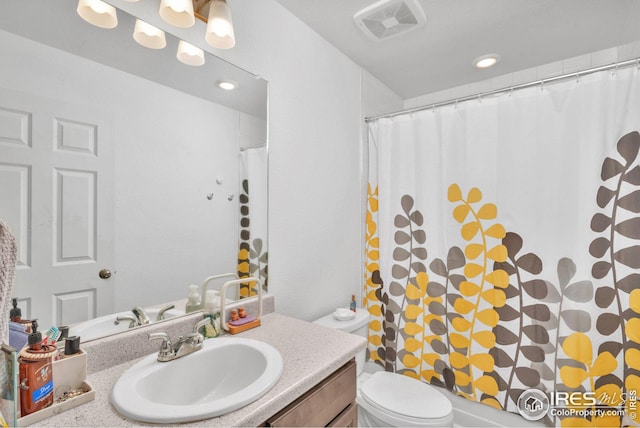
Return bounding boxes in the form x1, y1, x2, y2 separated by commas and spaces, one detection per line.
177, 40, 205, 66
133, 19, 167, 49
205, 0, 236, 49
76, 0, 118, 29
159, 0, 195, 28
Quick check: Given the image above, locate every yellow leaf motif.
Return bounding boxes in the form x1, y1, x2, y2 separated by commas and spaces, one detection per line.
630, 289, 640, 314
367, 250, 379, 260
402, 354, 421, 368
451, 317, 472, 332
453, 205, 471, 223
450, 352, 469, 369
448, 184, 462, 202
472, 331, 496, 348
481, 397, 502, 410
454, 298, 476, 314
485, 223, 506, 239
421, 370, 439, 381
462, 221, 480, 241
404, 304, 422, 320
625, 348, 640, 367
422, 353, 440, 366
590, 351, 617, 377
464, 263, 484, 278
369, 320, 382, 332
485, 270, 510, 288
450, 332, 470, 349
477, 203, 497, 220
594, 415, 625, 427
470, 353, 495, 372
465, 243, 484, 260
404, 322, 423, 336
476, 309, 500, 327
369, 237, 379, 248
475, 375, 498, 396
467, 187, 482, 203
404, 371, 420, 380
627, 318, 640, 344
405, 284, 424, 300
368, 305, 381, 317
404, 338, 422, 353
563, 333, 593, 365
481, 289, 506, 308
625, 374, 640, 395
454, 370, 471, 387
369, 335, 382, 346
460, 281, 481, 296
416, 271, 429, 289
560, 366, 589, 389
486, 245, 508, 262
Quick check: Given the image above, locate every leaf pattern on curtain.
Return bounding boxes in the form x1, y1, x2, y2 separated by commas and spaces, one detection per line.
238, 179, 268, 297
364, 131, 640, 427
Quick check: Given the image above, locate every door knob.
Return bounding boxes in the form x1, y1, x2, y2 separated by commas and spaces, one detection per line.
99, 268, 112, 279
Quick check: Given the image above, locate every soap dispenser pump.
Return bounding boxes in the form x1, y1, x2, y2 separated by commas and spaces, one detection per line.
201, 290, 220, 338
185, 284, 202, 313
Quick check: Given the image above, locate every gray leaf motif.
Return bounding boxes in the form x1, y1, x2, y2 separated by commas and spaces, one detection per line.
563, 281, 594, 303
560, 310, 591, 333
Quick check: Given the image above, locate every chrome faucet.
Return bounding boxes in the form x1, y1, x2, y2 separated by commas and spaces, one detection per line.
132, 306, 151, 325
148, 318, 209, 362
114, 315, 138, 328
155, 304, 175, 321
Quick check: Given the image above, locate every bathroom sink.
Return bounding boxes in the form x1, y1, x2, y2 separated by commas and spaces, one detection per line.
69, 308, 184, 342
110, 337, 284, 424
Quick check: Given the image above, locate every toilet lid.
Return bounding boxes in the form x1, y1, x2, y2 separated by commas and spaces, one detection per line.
360, 372, 453, 420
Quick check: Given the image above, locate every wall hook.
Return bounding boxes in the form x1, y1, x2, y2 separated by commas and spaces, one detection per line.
206, 193, 214, 200
227, 194, 234, 201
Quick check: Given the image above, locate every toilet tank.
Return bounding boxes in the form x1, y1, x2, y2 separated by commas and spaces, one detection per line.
313, 308, 369, 375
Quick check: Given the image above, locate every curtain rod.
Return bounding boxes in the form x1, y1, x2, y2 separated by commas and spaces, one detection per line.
365, 57, 640, 123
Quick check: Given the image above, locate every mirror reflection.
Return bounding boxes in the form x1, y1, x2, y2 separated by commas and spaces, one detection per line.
0, 0, 268, 341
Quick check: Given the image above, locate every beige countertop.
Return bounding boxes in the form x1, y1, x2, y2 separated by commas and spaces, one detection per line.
41, 312, 367, 427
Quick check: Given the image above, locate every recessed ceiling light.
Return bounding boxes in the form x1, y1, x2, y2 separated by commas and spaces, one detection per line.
217, 80, 237, 90
473, 54, 501, 69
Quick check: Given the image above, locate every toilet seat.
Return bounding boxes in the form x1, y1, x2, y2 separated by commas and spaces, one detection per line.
358, 372, 453, 427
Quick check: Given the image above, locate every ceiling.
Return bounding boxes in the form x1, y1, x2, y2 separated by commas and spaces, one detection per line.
275, 0, 640, 100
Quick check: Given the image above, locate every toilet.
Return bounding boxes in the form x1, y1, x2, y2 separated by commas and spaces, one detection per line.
313, 308, 454, 427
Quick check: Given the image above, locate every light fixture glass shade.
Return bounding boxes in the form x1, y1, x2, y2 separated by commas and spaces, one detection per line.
205, 0, 236, 49
177, 40, 205, 66
133, 19, 167, 49
159, 0, 195, 28
76, 0, 118, 29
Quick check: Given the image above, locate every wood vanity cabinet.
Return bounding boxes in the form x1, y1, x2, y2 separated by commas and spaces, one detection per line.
264, 358, 357, 427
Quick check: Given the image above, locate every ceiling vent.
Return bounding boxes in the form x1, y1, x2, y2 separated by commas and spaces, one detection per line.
353, 0, 426, 41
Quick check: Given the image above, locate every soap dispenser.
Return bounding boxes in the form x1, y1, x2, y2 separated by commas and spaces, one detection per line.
18, 320, 56, 416
185, 284, 202, 313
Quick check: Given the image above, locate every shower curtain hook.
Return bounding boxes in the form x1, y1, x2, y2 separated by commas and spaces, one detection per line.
454, 99, 458, 109
431, 104, 436, 114
612, 63, 618, 76
636, 58, 640, 70
540, 80, 545, 91
575, 73, 580, 84
477, 94, 482, 103
509, 87, 513, 97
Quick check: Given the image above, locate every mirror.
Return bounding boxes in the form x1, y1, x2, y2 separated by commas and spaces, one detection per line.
0, 0, 268, 340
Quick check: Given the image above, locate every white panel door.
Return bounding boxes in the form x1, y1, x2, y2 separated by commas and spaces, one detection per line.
0, 88, 114, 328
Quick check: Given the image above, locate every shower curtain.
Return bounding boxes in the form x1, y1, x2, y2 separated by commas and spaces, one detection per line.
365, 67, 640, 427
238, 146, 268, 297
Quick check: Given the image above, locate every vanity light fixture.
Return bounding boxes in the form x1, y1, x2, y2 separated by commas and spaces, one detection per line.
217, 80, 237, 90
205, 0, 236, 49
473, 54, 501, 69
76, 0, 118, 29
133, 19, 167, 49
177, 40, 205, 66
159, 0, 196, 28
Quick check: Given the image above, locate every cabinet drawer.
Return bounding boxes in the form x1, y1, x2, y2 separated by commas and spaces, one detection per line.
327, 402, 357, 427
266, 359, 356, 427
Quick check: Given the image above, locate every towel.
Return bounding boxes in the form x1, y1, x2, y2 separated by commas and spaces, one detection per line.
9, 321, 27, 350
0, 220, 17, 345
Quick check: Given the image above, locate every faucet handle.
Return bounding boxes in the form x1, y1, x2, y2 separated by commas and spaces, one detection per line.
193, 318, 210, 334
132, 306, 151, 325
149, 332, 174, 360
155, 304, 176, 321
